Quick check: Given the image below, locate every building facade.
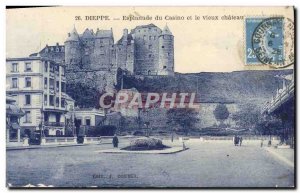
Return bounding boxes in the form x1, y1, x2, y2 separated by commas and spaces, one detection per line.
6, 57, 68, 136
38, 23, 174, 76
6, 95, 24, 144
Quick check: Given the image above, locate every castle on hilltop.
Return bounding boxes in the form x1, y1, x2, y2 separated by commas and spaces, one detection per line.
35, 24, 174, 76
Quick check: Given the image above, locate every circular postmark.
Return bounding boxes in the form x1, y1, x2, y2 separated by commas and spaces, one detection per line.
251, 17, 294, 68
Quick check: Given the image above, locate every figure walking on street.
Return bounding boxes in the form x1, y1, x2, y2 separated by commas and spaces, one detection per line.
239, 136, 243, 146
234, 135, 239, 146
112, 134, 119, 148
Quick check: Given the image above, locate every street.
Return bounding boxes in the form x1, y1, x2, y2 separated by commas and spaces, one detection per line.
6, 139, 294, 188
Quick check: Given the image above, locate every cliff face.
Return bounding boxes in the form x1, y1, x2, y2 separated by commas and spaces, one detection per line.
66, 69, 293, 108
122, 70, 293, 106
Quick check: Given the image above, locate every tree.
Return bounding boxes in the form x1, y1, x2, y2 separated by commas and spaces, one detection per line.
213, 103, 229, 126
232, 103, 260, 131
255, 115, 282, 136
166, 108, 200, 136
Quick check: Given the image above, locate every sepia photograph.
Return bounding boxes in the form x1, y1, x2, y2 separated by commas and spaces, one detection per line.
5, 6, 295, 188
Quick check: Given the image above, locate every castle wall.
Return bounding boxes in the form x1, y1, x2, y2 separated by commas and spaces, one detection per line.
131, 26, 162, 75
62, 24, 175, 93
92, 38, 114, 69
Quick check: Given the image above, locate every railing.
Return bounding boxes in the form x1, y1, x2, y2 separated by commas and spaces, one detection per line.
40, 136, 114, 146
262, 79, 294, 114
44, 122, 65, 127
165, 135, 280, 141
42, 137, 76, 144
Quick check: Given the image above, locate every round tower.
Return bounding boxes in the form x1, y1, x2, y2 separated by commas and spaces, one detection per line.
158, 25, 174, 76
64, 27, 81, 66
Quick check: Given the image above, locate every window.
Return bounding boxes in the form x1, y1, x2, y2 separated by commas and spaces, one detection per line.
25, 62, 32, 71
149, 36, 152, 40
61, 82, 66, 92
154, 36, 156, 40
49, 78, 54, 90
25, 77, 31, 87
86, 119, 91, 126
25, 94, 31, 105
56, 81, 60, 92
12, 78, 18, 88
24, 111, 31, 123
44, 78, 48, 89
55, 66, 59, 75
55, 114, 60, 122
44, 62, 48, 72
11, 63, 18, 72
50, 63, 54, 73
148, 45, 152, 49
77, 119, 82, 126
61, 98, 65, 108
163, 66, 167, 69
162, 46, 165, 48
149, 54, 152, 58
56, 97, 59, 107
44, 94, 47, 105
61, 67, 65, 76
168, 52, 170, 56
49, 95, 54, 106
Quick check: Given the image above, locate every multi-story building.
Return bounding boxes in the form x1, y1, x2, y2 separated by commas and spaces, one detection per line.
6, 57, 68, 136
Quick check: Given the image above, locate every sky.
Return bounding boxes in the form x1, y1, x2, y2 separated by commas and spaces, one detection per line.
6, 6, 294, 73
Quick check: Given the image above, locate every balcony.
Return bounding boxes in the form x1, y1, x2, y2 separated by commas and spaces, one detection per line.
44, 122, 65, 127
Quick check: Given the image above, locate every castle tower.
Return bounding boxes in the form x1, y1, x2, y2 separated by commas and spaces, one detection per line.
64, 26, 81, 67
81, 28, 95, 67
93, 28, 114, 69
158, 25, 174, 76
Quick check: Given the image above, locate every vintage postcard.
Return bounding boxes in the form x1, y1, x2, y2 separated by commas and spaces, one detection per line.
6, 6, 295, 188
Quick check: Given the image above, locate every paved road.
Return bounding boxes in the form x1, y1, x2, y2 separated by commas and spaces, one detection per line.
6, 139, 294, 188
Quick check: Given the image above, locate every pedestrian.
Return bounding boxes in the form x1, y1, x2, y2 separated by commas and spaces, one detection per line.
260, 139, 264, 148
239, 136, 243, 146
234, 135, 238, 146
112, 134, 119, 148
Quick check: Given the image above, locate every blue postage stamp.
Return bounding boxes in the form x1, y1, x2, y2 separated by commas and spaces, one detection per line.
245, 17, 284, 65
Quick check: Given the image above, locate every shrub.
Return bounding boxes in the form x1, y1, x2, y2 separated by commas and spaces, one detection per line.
121, 137, 169, 151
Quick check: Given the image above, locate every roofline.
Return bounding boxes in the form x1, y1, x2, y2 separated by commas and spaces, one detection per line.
6, 57, 63, 65
6, 57, 42, 61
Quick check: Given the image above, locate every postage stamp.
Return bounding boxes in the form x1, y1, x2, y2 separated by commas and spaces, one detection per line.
245, 17, 284, 66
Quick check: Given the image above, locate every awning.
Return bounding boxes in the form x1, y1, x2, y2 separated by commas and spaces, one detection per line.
6, 104, 25, 117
